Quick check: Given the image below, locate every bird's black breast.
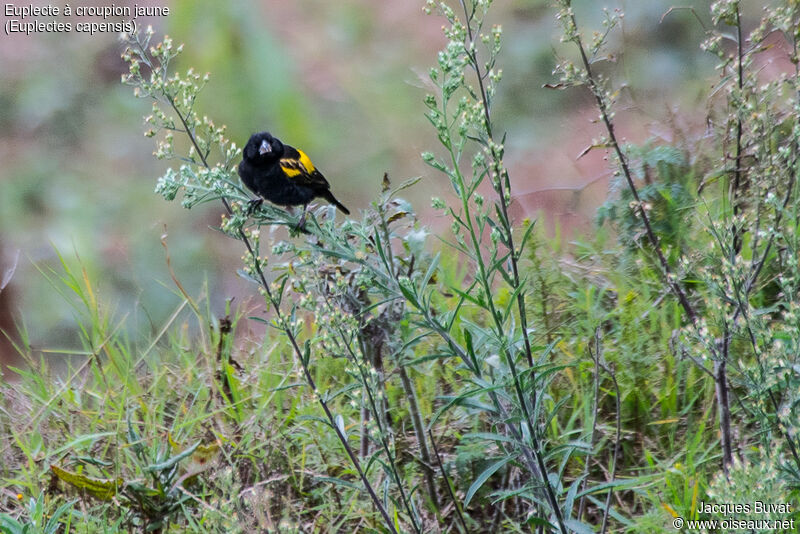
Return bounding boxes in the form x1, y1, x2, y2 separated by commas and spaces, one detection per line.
237, 159, 258, 192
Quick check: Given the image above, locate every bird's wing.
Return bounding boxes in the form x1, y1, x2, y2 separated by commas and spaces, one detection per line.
280, 146, 330, 190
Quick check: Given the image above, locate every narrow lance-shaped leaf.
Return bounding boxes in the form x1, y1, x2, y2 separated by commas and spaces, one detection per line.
464, 455, 514, 508
50, 465, 122, 501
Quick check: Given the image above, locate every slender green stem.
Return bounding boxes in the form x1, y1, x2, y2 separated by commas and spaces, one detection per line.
565, 9, 701, 331
429, 429, 469, 533
458, 0, 536, 374
399, 365, 439, 509
324, 292, 422, 534
433, 4, 566, 530
141, 35, 397, 529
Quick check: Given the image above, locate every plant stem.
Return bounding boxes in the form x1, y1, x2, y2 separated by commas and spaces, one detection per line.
596, 357, 621, 534
399, 365, 439, 509
577, 327, 602, 521
429, 429, 470, 533
459, 0, 536, 371
157, 79, 398, 533
433, 5, 566, 530
562, 4, 740, 475
565, 12, 699, 328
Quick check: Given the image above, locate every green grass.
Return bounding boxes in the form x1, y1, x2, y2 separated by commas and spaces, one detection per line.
0, 232, 725, 532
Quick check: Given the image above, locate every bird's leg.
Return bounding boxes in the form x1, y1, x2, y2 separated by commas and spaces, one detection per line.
246, 197, 263, 216
297, 204, 309, 231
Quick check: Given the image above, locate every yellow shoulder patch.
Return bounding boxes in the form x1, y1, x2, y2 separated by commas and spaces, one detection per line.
280, 149, 316, 178
280, 162, 302, 177
297, 149, 316, 173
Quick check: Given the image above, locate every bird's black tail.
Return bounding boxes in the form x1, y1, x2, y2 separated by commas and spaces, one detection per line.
321, 190, 350, 215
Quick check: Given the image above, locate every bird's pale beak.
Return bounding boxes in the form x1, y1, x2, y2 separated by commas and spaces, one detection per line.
259, 139, 272, 155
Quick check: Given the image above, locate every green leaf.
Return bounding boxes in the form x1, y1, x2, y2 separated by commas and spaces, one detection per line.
444, 293, 466, 332
464, 455, 513, 507
574, 477, 637, 498
517, 218, 537, 257
295, 415, 333, 427
44, 500, 77, 534
127, 410, 145, 458
50, 465, 122, 501
419, 252, 441, 293
325, 383, 360, 401
73, 456, 114, 468
526, 515, 555, 528
145, 440, 200, 472
583, 494, 633, 526
450, 285, 483, 308
48, 432, 116, 459
564, 474, 586, 518
0, 514, 24, 534
429, 390, 482, 427
463, 326, 480, 374
314, 476, 362, 492
391, 176, 422, 197
462, 432, 517, 445
334, 414, 347, 439
564, 518, 596, 534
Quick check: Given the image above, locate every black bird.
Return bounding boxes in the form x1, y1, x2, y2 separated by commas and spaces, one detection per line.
238, 132, 350, 227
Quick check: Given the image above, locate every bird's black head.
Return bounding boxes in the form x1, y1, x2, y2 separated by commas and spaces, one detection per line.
243, 132, 285, 165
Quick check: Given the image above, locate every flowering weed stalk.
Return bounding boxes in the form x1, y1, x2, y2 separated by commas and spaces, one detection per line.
416, 0, 574, 530
120, 27, 403, 532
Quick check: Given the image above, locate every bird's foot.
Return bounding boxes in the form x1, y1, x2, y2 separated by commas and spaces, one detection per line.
295, 212, 309, 234
290, 207, 310, 235
246, 198, 263, 216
